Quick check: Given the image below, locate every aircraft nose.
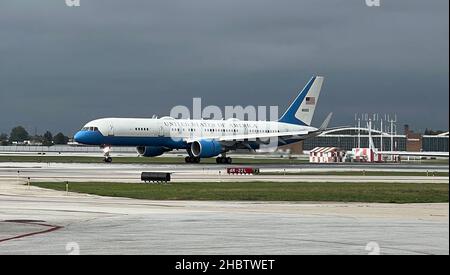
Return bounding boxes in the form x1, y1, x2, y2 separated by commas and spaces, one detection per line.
74, 131, 85, 143
73, 129, 104, 145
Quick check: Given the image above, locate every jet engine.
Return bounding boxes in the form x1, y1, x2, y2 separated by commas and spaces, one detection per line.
190, 139, 223, 158
137, 146, 168, 157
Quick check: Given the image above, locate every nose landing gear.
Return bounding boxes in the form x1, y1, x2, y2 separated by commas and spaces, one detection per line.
102, 146, 112, 163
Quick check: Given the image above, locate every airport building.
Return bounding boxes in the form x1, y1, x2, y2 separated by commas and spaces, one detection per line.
422, 132, 449, 152
303, 127, 407, 151
299, 126, 448, 153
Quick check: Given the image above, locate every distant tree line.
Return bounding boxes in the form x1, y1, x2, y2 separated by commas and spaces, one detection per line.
0, 126, 70, 146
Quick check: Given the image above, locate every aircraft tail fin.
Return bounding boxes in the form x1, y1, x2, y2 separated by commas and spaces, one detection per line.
278, 76, 324, 126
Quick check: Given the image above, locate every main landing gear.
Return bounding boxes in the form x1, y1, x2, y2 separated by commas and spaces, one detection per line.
184, 156, 232, 164
185, 156, 201, 163
216, 156, 232, 164
184, 149, 232, 164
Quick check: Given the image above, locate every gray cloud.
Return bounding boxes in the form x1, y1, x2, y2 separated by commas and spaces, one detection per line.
0, 0, 448, 136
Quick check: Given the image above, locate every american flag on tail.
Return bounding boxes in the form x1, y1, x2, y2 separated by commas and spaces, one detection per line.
306, 97, 315, 105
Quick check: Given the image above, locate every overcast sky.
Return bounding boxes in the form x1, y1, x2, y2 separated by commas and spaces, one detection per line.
0, 0, 448, 136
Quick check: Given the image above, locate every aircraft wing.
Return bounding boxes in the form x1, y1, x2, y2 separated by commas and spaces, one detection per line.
184, 113, 334, 149
185, 131, 310, 145
218, 131, 309, 142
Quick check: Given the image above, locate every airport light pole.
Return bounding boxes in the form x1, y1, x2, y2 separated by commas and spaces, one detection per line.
380, 119, 383, 152
389, 114, 397, 161
358, 118, 361, 148
390, 119, 394, 152
368, 119, 374, 150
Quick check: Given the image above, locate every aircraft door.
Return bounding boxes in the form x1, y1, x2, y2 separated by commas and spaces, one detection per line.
189, 126, 194, 140
108, 123, 114, 136
244, 124, 249, 136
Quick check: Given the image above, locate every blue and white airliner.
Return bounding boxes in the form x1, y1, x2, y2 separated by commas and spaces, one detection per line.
74, 76, 332, 164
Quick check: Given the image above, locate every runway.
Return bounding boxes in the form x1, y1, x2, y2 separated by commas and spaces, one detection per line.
0, 162, 448, 183
0, 179, 448, 255
0, 161, 448, 254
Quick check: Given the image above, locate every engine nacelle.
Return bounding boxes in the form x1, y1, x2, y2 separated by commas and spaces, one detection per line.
190, 139, 223, 158
137, 146, 167, 157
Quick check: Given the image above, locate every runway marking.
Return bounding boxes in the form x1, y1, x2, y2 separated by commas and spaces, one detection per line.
0, 220, 63, 244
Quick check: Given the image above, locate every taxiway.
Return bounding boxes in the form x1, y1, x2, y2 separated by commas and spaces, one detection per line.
0, 161, 448, 255
0, 162, 448, 183
0, 178, 448, 255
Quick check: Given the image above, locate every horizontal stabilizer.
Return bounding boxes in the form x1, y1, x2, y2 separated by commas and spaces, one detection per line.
319, 112, 333, 131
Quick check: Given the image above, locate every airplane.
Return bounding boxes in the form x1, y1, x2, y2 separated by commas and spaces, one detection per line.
74, 76, 332, 164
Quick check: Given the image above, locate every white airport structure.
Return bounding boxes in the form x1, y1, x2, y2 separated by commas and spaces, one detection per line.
352, 148, 383, 162
309, 147, 346, 163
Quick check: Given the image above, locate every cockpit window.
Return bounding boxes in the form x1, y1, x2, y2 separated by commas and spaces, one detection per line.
81, 127, 99, 132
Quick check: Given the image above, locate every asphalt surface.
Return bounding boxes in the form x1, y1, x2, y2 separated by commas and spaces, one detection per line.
0, 161, 448, 255
0, 162, 448, 183
0, 179, 448, 255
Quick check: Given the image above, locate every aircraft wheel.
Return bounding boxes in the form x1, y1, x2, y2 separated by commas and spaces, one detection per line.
185, 156, 194, 163
186, 156, 201, 163
104, 157, 112, 163
216, 157, 232, 164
